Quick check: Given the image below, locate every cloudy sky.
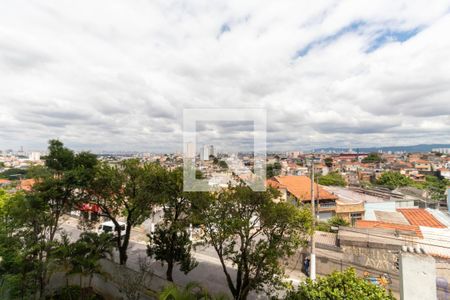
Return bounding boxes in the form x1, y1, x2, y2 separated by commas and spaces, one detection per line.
1, 1, 450, 152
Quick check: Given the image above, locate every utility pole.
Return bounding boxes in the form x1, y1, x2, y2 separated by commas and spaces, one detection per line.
310, 158, 316, 280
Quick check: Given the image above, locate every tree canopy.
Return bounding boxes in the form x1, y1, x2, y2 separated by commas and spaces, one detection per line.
377, 171, 414, 190
362, 153, 383, 164
195, 184, 313, 299
147, 168, 199, 281
318, 172, 346, 187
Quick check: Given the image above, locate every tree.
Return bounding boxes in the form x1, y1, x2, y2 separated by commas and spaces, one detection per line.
324, 158, 333, 168
219, 161, 228, 169
87, 159, 161, 265
196, 185, 313, 300
421, 175, 450, 202
0, 168, 27, 180
284, 268, 394, 300
0, 190, 58, 299
147, 168, 198, 282
69, 232, 114, 294
318, 172, 346, 187
377, 171, 414, 190
362, 153, 383, 164
267, 163, 281, 178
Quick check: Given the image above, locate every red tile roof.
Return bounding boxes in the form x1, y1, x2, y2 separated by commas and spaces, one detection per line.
398, 208, 445, 228
18, 179, 36, 191
355, 220, 423, 238
267, 176, 337, 201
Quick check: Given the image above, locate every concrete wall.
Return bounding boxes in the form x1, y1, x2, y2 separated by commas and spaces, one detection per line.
400, 253, 437, 300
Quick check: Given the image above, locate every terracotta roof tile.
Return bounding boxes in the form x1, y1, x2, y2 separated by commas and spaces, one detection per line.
267, 175, 337, 201
355, 220, 423, 238
398, 208, 446, 228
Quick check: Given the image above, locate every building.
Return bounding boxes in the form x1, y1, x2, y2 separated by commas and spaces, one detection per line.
28, 152, 41, 162
200, 145, 210, 161
267, 175, 364, 222
432, 148, 450, 154
185, 142, 195, 159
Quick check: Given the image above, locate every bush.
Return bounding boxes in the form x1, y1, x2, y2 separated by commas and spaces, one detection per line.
285, 268, 394, 300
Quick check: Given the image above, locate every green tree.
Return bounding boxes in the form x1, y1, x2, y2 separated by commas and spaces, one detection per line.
362, 153, 383, 164
422, 175, 450, 202
147, 168, 198, 282
318, 172, 346, 187
284, 268, 394, 300
69, 232, 115, 294
324, 158, 333, 168
377, 171, 414, 190
219, 161, 228, 169
267, 163, 281, 178
196, 185, 313, 300
0, 168, 27, 180
87, 159, 161, 265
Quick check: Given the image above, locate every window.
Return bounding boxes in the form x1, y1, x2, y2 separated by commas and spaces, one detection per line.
102, 225, 113, 232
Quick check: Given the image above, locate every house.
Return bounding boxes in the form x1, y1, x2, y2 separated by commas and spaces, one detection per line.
267, 175, 364, 222
17, 179, 36, 191
267, 175, 337, 220
438, 168, 450, 180
0, 179, 11, 188
413, 160, 432, 172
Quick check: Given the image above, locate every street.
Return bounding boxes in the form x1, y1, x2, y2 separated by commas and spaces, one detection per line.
60, 216, 303, 299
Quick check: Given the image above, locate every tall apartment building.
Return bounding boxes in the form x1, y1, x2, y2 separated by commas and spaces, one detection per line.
185, 142, 196, 158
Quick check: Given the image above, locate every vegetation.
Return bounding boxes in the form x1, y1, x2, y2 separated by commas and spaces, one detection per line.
267, 162, 282, 178
0, 168, 27, 179
147, 168, 199, 282
195, 184, 313, 300
218, 160, 228, 169
317, 172, 346, 187
86, 159, 162, 265
362, 153, 383, 164
285, 268, 394, 300
324, 158, 333, 168
416, 175, 450, 202
1, 139, 398, 300
377, 171, 414, 190
316, 216, 349, 232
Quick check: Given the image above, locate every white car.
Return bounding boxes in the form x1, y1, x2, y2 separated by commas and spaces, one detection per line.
97, 221, 126, 237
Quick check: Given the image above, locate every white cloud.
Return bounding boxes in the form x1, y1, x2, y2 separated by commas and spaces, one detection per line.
0, 0, 450, 152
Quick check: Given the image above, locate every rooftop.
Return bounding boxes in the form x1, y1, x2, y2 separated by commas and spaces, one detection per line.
355, 220, 423, 238
267, 175, 337, 201
398, 208, 445, 228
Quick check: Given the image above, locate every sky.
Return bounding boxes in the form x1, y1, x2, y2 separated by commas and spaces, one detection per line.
1, 0, 450, 152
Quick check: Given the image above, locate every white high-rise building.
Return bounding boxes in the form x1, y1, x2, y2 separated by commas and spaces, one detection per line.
29, 152, 41, 161
200, 145, 210, 161
185, 142, 195, 158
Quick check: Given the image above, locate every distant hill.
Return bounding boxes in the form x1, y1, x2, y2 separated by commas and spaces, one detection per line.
314, 144, 450, 153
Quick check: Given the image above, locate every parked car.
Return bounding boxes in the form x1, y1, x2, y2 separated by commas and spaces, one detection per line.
97, 221, 126, 238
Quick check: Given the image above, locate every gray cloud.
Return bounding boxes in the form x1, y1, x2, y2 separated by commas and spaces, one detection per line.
1, 0, 450, 152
